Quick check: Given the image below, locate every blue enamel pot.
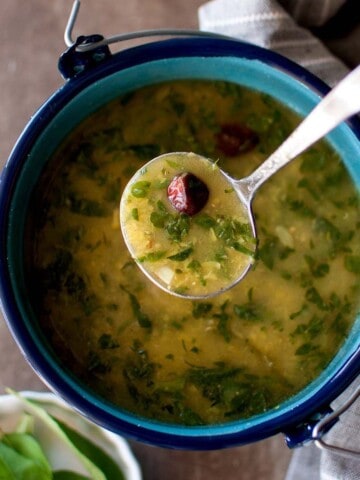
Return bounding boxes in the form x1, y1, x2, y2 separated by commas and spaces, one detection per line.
0, 35, 359, 450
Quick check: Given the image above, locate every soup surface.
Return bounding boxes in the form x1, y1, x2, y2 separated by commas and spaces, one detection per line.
27, 80, 360, 425
120, 152, 255, 297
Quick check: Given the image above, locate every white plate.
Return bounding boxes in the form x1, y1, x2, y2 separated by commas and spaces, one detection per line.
0, 391, 142, 480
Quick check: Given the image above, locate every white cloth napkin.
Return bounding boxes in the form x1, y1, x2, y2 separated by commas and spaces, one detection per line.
198, 1, 360, 479
198, 0, 349, 86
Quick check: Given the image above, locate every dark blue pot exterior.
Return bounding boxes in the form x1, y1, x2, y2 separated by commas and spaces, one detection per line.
0, 36, 359, 450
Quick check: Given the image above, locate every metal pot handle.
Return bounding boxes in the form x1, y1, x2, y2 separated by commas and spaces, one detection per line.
311, 384, 360, 459
64, 0, 232, 53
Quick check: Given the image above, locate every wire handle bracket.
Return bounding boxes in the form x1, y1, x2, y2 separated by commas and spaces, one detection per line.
312, 384, 360, 459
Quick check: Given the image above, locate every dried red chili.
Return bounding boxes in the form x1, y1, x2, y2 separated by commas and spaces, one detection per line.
216, 123, 259, 156
167, 172, 209, 216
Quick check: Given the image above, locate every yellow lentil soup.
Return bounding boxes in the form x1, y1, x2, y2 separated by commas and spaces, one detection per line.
26, 80, 360, 426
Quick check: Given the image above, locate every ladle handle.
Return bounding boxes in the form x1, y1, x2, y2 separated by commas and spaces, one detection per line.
235, 65, 360, 202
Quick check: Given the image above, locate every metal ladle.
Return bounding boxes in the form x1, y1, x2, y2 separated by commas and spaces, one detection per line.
120, 65, 360, 299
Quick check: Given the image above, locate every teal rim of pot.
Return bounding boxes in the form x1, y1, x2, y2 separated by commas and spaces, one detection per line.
6, 53, 360, 445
